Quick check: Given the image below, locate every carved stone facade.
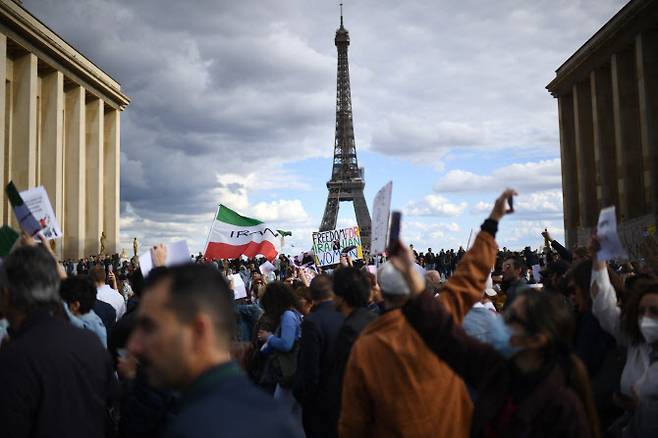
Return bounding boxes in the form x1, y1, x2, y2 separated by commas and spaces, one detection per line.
547, 0, 658, 250
0, 0, 130, 258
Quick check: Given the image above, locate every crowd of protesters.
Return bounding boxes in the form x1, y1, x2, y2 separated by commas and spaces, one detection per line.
0, 188, 657, 437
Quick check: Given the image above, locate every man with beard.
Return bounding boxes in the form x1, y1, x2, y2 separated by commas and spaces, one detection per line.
127, 265, 302, 437
501, 255, 528, 309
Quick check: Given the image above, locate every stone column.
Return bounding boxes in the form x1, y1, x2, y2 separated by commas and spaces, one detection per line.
591, 65, 619, 211
103, 109, 120, 255
64, 86, 86, 259
573, 80, 597, 228
85, 97, 104, 256
39, 71, 64, 258
3, 61, 12, 226
0, 34, 6, 223
636, 31, 658, 215
558, 94, 579, 247
612, 49, 646, 221
11, 53, 38, 191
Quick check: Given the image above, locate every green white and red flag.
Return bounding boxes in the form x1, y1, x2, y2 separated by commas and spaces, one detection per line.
204, 205, 288, 261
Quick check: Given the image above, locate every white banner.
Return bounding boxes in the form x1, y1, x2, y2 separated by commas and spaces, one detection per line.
370, 181, 392, 255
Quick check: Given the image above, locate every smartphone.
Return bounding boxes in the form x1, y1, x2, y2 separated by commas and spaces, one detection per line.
388, 211, 402, 254
341, 245, 357, 254
108, 264, 113, 273
508, 195, 514, 213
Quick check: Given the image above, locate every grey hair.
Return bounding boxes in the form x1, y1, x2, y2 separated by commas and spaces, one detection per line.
0, 245, 62, 315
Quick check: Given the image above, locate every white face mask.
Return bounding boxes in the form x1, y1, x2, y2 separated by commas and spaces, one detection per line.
639, 317, 658, 344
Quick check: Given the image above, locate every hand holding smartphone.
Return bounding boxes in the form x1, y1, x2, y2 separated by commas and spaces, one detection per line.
387, 211, 402, 255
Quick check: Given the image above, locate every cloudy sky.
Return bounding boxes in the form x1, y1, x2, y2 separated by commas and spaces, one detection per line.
25, 0, 626, 254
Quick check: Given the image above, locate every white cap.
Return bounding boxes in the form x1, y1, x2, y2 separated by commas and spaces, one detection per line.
377, 262, 410, 296
484, 288, 498, 297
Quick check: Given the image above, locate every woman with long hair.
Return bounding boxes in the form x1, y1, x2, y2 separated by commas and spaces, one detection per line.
567, 259, 625, 430
589, 241, 658, 437
395, 244, 601, 438
257, 282, 303, 420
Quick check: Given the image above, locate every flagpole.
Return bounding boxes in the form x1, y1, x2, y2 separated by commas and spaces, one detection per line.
466, 228, 474, 249
203, 204, 221, 256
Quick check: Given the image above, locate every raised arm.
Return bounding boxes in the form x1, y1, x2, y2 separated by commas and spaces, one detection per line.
438, 189, 515, 323
543, 230, 572, 263
589, 236, 625, 345
590, 262, 625, 345
403, 289, 504, 389
439, 226, 497, 323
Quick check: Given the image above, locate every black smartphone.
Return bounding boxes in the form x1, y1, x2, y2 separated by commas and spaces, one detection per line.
388, 211, 402, 254
508, 195, 514, 213
341, 245, 357, 254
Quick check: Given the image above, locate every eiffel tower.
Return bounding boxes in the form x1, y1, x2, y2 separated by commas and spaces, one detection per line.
320, 6, 372, 250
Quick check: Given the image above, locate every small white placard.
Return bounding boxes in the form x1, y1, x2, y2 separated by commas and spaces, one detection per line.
20, 186, 62, 240
596, 206, 628, 261
259, 260, 276, 276
231, 273, 247, 300
139, 240, 192, 277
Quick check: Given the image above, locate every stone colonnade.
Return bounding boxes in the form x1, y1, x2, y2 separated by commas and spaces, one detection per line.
555, 30, 658, 247
0, 0, 128, 259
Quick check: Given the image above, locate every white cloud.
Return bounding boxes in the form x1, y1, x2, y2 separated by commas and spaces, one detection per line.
434, 159, 562, 194
496, 219, 565, 249
472, 189, 563, 218
401, 221, 465, 251
249, 200, 309, 223
406, 195, 468, 217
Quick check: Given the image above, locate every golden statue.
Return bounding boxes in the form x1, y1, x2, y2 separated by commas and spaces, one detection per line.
133, 237, 139, 257
120, 248, 128, 260
100, 231, 107, 255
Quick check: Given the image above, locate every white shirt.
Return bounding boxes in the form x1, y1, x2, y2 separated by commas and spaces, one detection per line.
97, 284, 126, 321
591, 268, 656, 398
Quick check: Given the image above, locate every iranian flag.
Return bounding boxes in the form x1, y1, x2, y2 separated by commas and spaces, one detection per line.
204, 205, 285, 261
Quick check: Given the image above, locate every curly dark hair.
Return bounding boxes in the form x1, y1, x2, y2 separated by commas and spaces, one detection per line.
60, 275, 97, 314
260, 282, 299, 328
621, 279, 658, 345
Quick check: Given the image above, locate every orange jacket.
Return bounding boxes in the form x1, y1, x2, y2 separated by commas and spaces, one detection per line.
339, 231, 497, 438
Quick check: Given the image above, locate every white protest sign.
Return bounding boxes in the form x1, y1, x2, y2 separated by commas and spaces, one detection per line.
370, 181, 392, 255
20, 186, 62, 240
531, 264, 542, 283
311, 227, 363, 267
166, 241, 192, 266
230, 273, 247, 300
596, 206, 628, 261
139, 240, 192, 277
259, 261, 276, 276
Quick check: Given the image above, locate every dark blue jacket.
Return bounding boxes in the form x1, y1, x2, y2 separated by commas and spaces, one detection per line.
162, 362, 303, 438
93, 298, 117, 334
293, 301, 344, 437
0, 311, 115, 438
